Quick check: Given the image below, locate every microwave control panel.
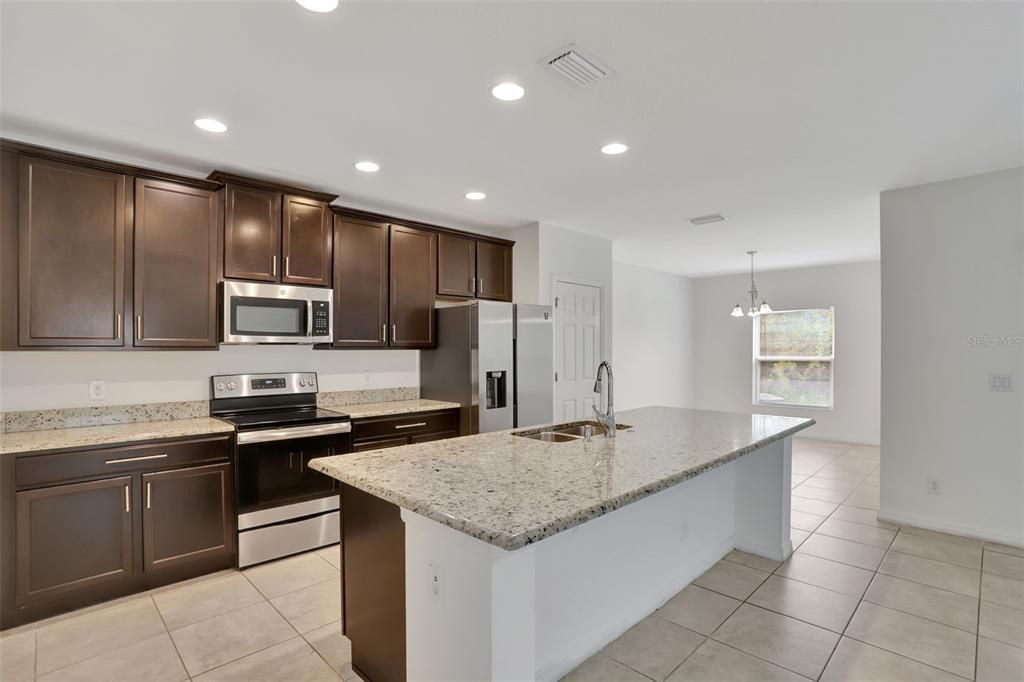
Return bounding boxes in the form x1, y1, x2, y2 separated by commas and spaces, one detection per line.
312, 301, 330, 336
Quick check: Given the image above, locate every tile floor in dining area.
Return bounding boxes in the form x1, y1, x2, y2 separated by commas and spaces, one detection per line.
565, 437, 1024, 682
0, 544, 355, 682
2, 438, 1023, 682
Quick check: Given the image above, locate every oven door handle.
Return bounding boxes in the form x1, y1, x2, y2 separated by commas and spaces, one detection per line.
237, 422, 352, 444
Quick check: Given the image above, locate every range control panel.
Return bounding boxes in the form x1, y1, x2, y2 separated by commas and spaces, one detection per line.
312, 301, 330, 337
211, 372, 318, 399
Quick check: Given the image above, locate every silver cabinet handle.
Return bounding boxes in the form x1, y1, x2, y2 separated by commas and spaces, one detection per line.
271, 255, 277, 277
135, 315, 143, 340
289, 452, 294, 468
285, 255, 291, 277
380, 324, 386, 342
394, 422, 427, 430
146, 481, 152, 510
105, 453, 168, 465
299, 450, 305, 472
115, 313, 122, 339
470, 277, 475, 292
236, 421, 352, 444
391, 324, 397, 343
124, 484, 130, 513
479, 277, 484, 291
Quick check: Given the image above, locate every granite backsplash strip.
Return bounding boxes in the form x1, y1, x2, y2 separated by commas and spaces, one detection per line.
4, 387, 422, 433
317, 387, 418, 407
4, 400, 211, 433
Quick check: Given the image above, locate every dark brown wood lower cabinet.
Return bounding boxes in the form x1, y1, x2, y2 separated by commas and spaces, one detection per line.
352, 437, 410, 452
142, 463, 233, 571
15, 476, 134, 606
342, 484, 405, 682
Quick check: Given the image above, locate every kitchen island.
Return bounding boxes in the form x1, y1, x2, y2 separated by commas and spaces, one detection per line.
309, 406, 814, 682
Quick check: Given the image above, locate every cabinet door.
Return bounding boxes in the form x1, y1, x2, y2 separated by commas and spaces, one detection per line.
142, 463, 233, 572
389, 225, 436, 347
352, 437, 409, 452
437, 233, 476, 298
282, 195, 331, 287
18, 156, 126, 346
333, 217, 388, 347
476, 241, 512, 301
134, 179, 218, 347
223, 184, 280, 282
15, 476, 134, 606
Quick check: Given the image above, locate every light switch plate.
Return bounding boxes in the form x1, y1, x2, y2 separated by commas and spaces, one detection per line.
989, 374, 1014, 392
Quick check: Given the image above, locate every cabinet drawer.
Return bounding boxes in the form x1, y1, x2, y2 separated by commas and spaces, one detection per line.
351, 409, 458, 442
15, 436, 232, 489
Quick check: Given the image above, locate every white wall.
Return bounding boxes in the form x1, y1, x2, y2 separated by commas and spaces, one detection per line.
879, 168, 1024, 545
692, 261, 881, 445
508, 222, 614, 362
0, 347, 418, 411
612, 261, 694, 410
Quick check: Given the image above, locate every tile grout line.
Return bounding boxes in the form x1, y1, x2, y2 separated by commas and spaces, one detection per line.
149, 593, 192, 682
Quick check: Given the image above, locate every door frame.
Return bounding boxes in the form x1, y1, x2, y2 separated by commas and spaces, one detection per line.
551, 276, 605, 422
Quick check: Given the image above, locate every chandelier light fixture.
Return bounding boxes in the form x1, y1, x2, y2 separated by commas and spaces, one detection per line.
731, 250, 773, 317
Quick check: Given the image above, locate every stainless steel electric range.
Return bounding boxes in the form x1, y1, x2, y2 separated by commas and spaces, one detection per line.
210, 372, 351, 567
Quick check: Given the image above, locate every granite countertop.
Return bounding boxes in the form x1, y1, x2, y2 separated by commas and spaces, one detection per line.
309, 406, 814, 551
0, 418, 235, 456
324, 398, 461, 420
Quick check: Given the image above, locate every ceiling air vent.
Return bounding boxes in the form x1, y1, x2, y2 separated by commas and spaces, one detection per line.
543, 44, 614, 87
689, 214, 726, 226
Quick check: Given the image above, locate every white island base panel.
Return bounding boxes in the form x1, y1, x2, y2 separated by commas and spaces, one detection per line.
401, 437, 792, 682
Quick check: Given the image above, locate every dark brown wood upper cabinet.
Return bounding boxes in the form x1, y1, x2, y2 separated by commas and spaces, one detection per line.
282, 194, 331, 287
133, 179, 219, 347
141, 463, 233, 572
437, 233, 477, 298
389, 225, 436, 348
333, 217, 388, 348
15, 476, 134, 606
476, 241, 513, 301
17, 156, 127, 347
223, 184, 280, 282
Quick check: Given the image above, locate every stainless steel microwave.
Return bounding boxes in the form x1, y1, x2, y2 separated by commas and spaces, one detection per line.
222, 281, 333, 344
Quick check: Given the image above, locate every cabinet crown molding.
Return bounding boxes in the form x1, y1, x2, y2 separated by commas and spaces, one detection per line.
207, 170, 338, 203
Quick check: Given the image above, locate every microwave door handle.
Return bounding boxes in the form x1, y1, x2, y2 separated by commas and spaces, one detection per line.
306, 300, 313, 337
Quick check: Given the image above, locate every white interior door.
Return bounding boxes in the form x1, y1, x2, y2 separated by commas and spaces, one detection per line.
553, 281, 602, 422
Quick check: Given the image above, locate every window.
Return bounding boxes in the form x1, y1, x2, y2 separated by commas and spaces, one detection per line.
753, 307, 834, 408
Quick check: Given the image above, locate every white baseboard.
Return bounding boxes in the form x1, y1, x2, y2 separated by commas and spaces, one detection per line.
735, 537, 792, 562
878, 507, 1024, 547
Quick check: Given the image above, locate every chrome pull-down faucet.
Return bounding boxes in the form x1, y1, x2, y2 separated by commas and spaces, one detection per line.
592, 361, 615, 437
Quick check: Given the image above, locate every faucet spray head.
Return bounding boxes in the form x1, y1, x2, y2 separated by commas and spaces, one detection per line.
593, 378, 602, 394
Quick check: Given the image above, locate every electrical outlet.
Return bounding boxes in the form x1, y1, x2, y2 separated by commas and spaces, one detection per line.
88, 380, 106, 401
989, 374, 1014, 392
927, 478, 941, 495
428, 562, 444, 601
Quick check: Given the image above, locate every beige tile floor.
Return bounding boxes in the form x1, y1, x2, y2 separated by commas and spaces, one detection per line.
0, 545, 356, 682
3, 438, 1022, 682
564, 438, 1024, 682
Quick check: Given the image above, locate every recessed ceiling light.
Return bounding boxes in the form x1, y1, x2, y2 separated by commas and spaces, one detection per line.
194, 118, 227, 133
355, 161, 380, 173
465, 191, 486, 201
491, 82, 525, 101
295, 0, 338, 12
600, 142, 628, 155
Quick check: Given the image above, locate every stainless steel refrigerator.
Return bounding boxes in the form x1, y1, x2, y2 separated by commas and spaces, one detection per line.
421, 301, 553, 434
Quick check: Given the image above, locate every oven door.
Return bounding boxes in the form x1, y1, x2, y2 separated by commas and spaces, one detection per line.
222, 280, 333, 344
235, 422, 351, 516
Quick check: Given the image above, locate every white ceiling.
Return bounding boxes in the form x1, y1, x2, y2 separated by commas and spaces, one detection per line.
2, 1, 1021, 277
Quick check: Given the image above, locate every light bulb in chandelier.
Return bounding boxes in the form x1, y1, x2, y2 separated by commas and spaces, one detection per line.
759, 300, 773, 314
731, 304, 745, 318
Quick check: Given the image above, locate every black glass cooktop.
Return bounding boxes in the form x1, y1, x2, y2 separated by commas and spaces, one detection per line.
218, 407, 350, 431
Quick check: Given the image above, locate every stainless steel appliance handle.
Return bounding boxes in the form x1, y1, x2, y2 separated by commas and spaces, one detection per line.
237, 421, 352, 444
394, 422, 427, 430
307, 300, 313, 337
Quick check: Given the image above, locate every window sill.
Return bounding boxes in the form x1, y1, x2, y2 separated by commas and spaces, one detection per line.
754, 401, 834, 411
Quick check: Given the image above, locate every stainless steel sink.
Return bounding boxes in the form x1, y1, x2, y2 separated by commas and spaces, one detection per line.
513, 420, 631, 442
